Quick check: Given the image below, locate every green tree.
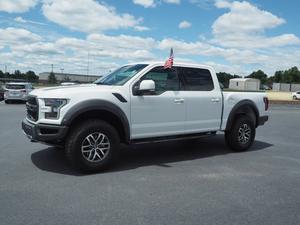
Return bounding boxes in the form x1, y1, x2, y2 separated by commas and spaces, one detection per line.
12, 70, 23, 79
217, 72, 241, 88
247, 70, 268, 85
273, 71, 283, 83
48, 72, 57, 84
25, 71, 39, 83
269, 67, 300, 84
284, 67, 300, 83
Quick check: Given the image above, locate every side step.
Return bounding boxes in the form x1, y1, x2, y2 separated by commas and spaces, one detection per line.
131, 131, 217, 145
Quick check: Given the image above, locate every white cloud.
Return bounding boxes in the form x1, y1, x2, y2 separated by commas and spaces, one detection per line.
134, 25, 150, 31
213, 0, 285, 34
42, 0, 143, 33
11, 42, 62, 55
0, 0, 38, 13
163, 0, 180, 4
0, 30, 158, 74
133, 0, 180, 8
178, 20, 191, 29
87, 34, 156, 51
0, 27, 41, 46
211, 0, 300, 49
14, 16, 27, 23
133, 0, 156, 8
204, 61, 245, 75
14, 16, 46, 25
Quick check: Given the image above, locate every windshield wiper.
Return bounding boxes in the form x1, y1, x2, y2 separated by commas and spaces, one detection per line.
96, 82, 111, 85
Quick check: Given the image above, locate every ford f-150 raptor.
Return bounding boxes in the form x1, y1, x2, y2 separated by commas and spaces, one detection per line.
22, 62, 269, 172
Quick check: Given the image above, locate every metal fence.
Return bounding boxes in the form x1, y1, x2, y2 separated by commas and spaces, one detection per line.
273, 83, 300, 92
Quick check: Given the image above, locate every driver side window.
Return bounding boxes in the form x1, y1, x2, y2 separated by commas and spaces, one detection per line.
140, 67, 179, 95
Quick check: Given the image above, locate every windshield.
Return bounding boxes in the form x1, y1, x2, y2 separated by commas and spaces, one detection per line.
6, 84, 26, 90
94, 64, 148, 86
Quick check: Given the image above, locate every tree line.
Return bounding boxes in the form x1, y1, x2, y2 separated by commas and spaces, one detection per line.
1, 66, 300, 87
217, 66, 300, 88
0, 70, 39, 83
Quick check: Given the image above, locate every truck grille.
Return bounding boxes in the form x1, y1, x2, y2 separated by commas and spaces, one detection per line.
26, 96, 38, 122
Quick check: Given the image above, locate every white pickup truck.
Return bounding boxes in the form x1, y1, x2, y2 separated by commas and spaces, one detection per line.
22, 62, 269, 172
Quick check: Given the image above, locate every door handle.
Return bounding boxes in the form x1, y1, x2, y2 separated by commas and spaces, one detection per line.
211, 98, 220, 102
174, 98, 184, 104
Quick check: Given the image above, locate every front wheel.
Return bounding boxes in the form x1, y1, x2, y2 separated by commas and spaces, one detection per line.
65, 119, 120, 172
225, 115, 255, 152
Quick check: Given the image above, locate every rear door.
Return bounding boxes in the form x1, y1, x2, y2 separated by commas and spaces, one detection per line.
178, 67, 222, 133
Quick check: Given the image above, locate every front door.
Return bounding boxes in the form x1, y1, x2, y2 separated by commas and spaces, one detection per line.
130, 66, 185, 139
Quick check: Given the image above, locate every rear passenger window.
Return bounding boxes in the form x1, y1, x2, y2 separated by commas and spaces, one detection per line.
179, 67, 214, 91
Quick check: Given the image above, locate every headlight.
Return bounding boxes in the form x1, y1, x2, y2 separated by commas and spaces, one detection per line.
41, 98, 68, 119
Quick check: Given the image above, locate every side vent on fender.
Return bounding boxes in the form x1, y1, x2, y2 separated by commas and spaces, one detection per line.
112, 93, 127, 103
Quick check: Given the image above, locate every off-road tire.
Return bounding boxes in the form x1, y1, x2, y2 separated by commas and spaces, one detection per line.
225, 115, 255, 152
65, 119, 120, 173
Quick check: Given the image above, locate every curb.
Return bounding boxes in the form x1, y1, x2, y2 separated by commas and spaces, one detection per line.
270, 100, 300, 105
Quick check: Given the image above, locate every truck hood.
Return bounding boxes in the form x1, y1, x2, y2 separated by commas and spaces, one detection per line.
30, 84, 115, 98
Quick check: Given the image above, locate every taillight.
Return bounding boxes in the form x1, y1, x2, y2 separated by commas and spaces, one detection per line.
263, 97, 269, 111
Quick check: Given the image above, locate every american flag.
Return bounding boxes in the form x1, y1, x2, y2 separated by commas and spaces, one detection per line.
164, 48, 174, 69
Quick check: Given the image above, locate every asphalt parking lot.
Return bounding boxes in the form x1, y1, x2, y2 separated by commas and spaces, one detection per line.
0, 102, 300, 225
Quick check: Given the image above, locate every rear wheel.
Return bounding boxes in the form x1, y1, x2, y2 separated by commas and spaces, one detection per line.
293, 96, 297, 100
65, 119, 120, 172
4, 100, 10, 104
225, 115, 255, 152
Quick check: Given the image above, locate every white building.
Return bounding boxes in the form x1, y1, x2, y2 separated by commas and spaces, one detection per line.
229, 78, 260, 91
39, 72, 100, 83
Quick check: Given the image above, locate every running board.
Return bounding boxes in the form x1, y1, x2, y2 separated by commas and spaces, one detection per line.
131, 131, 217, 145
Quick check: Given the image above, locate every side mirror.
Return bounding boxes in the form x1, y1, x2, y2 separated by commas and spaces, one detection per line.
137, 80, 155, 95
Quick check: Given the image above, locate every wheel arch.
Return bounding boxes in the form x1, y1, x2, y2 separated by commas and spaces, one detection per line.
225, 100, 259, 131
62, 100, 130, 143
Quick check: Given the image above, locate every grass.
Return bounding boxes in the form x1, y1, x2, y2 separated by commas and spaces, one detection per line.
266, 91, 294, 101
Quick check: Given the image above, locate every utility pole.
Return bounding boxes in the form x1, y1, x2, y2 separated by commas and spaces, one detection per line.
87, 51, 90, 82
4, 65, 7, 73
61, 68, 66, 80
51, 64, 54, 73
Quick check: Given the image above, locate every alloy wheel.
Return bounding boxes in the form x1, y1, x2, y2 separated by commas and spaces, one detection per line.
81, 132, 111, 162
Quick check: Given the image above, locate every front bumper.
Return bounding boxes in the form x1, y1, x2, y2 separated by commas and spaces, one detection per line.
258, 115, 269, 126
22, 119, 68, 143
5, 95, 28, 101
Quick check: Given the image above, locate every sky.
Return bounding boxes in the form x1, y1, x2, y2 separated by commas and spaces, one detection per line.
0, 0, 300, 76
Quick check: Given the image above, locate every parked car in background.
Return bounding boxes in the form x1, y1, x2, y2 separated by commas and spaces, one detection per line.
0, 83, 5, 101
292, 91, 300, 100
4, 82, 34, 104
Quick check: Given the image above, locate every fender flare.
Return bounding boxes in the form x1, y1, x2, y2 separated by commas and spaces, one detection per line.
61, 99, 130, 142
225, 100, 259, 131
